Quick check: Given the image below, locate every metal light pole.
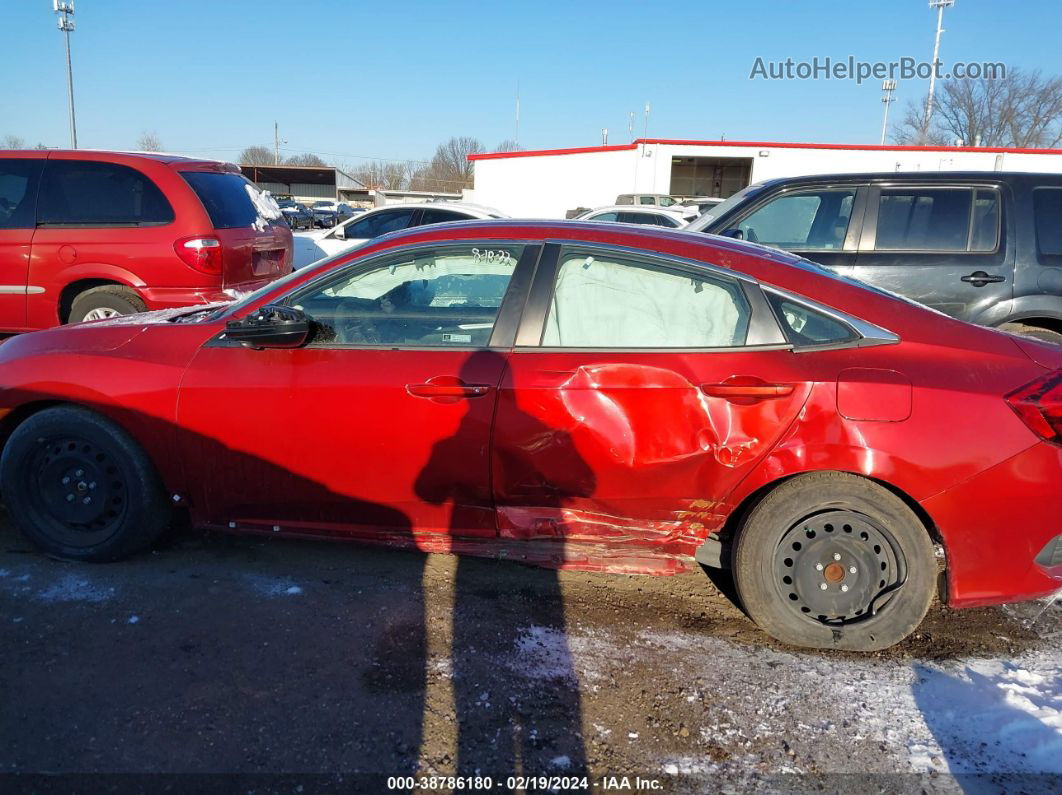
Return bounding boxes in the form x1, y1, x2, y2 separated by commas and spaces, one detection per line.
54, 1, 77, 149
880, 79, 897, 145
924, 0, 955, 135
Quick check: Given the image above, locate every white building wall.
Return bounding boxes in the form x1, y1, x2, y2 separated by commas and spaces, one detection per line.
470, 141, 1062, 219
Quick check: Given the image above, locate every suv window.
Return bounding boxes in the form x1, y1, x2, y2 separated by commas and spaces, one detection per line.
875, 187, 999, 252
39, 160, 174, 226
541, 250, 750, 348
735, 189, 855, 250
182, 171, 278, 229
418, 208, 472, 225
1033, 187, 1062, 260
765, 292, 857, 347
291, 245, 521, 347
0, 158, 42, 229
616, 195, 634, 205
638, 196, 656, 205
344, 208, 417, 239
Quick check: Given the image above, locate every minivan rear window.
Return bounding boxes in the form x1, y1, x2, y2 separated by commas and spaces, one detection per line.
181, 171, 280, 229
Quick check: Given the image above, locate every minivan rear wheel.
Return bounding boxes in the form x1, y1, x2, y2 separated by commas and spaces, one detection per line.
68, 285, 146, 324
732, 472, 937, 652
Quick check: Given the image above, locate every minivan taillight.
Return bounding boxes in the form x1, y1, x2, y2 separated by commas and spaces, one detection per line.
1006, 370, 1062, 443
174, 237, 223, 275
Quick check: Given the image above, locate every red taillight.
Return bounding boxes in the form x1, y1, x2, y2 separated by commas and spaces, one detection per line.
174, 236, 223, 275
1006, 370, 1062, 443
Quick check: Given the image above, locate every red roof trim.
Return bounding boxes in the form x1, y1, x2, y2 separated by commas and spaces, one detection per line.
467, 138, 1062, 161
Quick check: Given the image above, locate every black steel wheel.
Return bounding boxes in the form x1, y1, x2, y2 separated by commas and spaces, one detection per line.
1, 406, 171, 561
732, 472, 937, 651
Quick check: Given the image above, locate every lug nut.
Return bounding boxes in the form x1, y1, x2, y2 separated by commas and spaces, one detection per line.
65, 494, 74, 502
815, 563, 824, 571
819, 583, 828, 590
849, 566, 857, 574
841, 584, 849, 592
88, 482, 96, 490
61, 476, 70, 485
75, 469, 83, 477
833, 553, 842, 561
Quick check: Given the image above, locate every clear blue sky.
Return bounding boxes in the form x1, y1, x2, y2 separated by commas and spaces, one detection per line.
1, 0, 1057, 166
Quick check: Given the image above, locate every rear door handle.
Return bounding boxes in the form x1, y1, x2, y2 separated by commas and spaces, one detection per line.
701, 377, 794, 400
961, 271, 1005, 287
406, 375, 492, 401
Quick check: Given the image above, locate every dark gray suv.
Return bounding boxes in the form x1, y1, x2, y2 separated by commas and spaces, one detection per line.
687, 172, 1062, 343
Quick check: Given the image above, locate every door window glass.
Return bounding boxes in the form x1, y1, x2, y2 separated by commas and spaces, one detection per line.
542, 251, 749, 348
765, 292, 857, 347
735, 190, 855, 250
38, 160, 174, 225
1033, 187, 1062, 258
875, 187, 987, 251
0, 159, 42, 229
292, 245, 521, 346
590, 211, 618, 222
343, 208, 417, 239
418, 208, 472, 225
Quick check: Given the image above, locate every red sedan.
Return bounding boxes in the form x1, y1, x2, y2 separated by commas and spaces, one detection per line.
0, 221, 1059, 651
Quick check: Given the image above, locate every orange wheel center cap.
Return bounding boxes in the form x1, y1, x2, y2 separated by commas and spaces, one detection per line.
823, 562, 845, 584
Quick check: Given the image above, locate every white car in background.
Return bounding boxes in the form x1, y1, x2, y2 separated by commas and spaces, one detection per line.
574, 205, 692, 228
293, 202, 508, 268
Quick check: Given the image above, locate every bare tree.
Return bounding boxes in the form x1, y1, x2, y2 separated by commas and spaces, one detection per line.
408, 136, 483, 192
136, 130, 163, 151
2, 135, 26, 149
494, 139, 522, 153
351, 160, 410, 190
238, 145, 275, 165
893, 68, 1062, 148
284, 153, 328, 167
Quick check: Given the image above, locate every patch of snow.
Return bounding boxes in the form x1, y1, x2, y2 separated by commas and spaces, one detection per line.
35, 574, 115, 604
551, 755, 571, 769
127, 615, 140, 624
245, 575, 304, 598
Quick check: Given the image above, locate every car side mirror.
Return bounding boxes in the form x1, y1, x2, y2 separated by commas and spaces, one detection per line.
333, 223, 346, 240
225, 304, 310, 349
722, 228, 745, 240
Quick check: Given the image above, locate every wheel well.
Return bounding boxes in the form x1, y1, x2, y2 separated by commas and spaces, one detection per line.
58, 279, 127, 324
720, 471, 944, 548
0, 400, 65, 459
1006, 316, 1062, 336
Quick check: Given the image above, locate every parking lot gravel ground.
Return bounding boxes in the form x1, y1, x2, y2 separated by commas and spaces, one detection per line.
1, 512, 1059, 793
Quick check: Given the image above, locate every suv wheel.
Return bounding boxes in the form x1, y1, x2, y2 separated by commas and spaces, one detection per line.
732, 472, 937, 651
68, 286, 146, 324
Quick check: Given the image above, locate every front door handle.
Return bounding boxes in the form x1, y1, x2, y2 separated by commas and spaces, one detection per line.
961, 271, 1005, 287
407, 375, 492, 402
701, 376, 794, 401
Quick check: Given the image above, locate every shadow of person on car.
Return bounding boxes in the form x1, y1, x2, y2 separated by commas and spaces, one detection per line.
415, 350, 592, 779
0, 389, 427, 783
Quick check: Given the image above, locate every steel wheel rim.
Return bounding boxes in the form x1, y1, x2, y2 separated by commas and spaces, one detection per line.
27, 434, 129, 547
772, 510, 905, 626
83, 307, 121, 321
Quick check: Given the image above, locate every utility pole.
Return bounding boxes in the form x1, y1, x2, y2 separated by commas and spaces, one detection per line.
53, 1, 77, 149
515, 80, 520, 149
924, 0, 955, 136
643, 102, 651, 139
880, 79, 897, 145
628, 111, 635, 142
273, 121, 286, 165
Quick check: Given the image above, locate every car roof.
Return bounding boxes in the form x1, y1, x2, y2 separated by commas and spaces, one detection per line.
749, 170, 1062, 189
357, 201, 508, 218
586, 205, 686, 214
0, 148, 238, 171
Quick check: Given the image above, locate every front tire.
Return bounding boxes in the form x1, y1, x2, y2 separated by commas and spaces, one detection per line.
0, 406, 171, 561
732, 472, 937, 651
68, 285, 146, 324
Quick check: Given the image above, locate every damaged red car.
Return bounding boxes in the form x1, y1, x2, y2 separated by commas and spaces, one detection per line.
1, 220, 1060, 651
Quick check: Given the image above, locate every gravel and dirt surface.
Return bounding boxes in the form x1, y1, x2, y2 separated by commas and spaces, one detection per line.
1, 513, 1059, 793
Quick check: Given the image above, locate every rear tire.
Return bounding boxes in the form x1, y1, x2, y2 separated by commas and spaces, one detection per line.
68, 286, 146, 324
1000, 322, 1062, 345
0, 406, 171, 561
732, 472, 936, 651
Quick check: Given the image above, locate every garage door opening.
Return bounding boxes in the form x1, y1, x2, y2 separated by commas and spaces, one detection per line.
670, 157, 752, 199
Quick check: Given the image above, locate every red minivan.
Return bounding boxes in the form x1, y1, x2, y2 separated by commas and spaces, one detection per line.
0, 150, 292, 329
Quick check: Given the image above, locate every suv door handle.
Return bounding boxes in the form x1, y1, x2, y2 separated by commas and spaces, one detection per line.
701, 377, 794, 400
961, 271, 1005, 287
407, 375, 492, 401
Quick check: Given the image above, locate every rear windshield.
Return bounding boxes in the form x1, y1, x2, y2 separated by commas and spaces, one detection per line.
181, 171, 281, 229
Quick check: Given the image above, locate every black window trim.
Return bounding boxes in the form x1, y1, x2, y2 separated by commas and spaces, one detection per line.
36, 159, 175, 229
1032, 186, 1062, 264
216, 239, 545, 351
858, 182, 1003, 255
0, 157, 45, 231
760, 284, 900, 352
513, 241, 788, 353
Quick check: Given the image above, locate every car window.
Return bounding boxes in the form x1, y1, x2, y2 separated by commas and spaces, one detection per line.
291, 244, 521, 347
0, 158, 42, 230
590, 211, 619, 222
616, 212, 659, 225
39, 160, 175, 226
1033, 187, 1062, 260
541, 250, 750, 348
658, 197, 677, 207
418, 208, 472, 225
735, 189, 855, 250
765, 292, 857, 347
343, 208, 418, 239
616, 195, 633, 205
875, 187, 996, 252
182, 171, 280, 229
638, 196, 655, 205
